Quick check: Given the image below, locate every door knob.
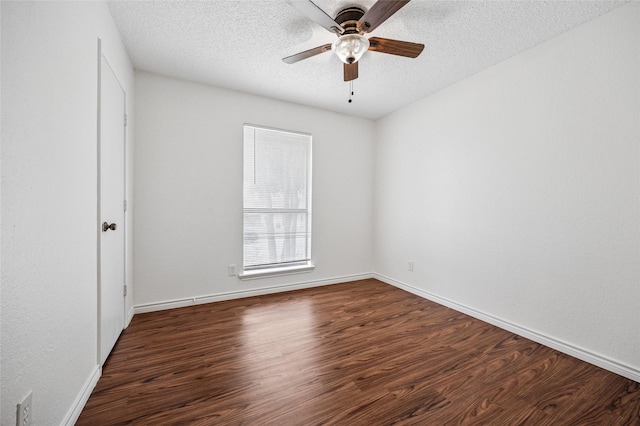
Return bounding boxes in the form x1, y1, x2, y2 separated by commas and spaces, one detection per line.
102, 222, 117, 232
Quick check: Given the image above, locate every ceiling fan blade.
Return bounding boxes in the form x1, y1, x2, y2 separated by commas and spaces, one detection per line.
357, 0, 410, 33
286, 0, 344, 35
344, 62, 358, 81
283, 44, 332, 64
368, 37, 424, 58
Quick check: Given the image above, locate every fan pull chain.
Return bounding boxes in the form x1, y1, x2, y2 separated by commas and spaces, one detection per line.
348, 80, 354, 103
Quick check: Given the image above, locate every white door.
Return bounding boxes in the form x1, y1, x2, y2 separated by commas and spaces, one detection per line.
99, 49, 126, 365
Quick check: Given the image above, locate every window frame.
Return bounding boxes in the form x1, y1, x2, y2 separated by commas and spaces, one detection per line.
239, 124, 314, 279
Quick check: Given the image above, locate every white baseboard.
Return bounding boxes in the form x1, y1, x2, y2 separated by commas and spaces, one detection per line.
375, 273, 640, 383
133, 273, 375, 315
61, 365, 101, 426
126, 305, 135, 328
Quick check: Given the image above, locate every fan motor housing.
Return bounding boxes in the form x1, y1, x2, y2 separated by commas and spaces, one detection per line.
335, 7, 365, 34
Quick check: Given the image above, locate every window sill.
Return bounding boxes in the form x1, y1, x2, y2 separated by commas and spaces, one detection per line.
239, 263, 315, 280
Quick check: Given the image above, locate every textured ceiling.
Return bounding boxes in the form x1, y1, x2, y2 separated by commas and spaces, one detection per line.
107, 0, 627, 120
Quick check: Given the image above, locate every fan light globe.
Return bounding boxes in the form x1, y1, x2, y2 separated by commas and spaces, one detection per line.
331, 34, 370, 64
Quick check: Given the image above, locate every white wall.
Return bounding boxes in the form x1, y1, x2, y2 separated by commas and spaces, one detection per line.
134, 72, 374, 308
1, 2, 134, 425
374, 2, 639, 380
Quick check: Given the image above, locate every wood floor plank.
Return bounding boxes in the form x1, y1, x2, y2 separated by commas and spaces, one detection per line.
77, 279, 640, 425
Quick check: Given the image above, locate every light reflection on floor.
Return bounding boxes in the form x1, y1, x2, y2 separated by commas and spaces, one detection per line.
237, 298, 323, 409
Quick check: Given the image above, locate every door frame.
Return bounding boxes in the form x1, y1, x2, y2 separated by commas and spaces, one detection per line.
97, 38, 127, 365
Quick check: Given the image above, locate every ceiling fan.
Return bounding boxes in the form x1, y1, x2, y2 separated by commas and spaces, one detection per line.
283, 0, 424, 82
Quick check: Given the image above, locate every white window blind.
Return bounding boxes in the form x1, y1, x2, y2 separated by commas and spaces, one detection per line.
243, 125, 312, 271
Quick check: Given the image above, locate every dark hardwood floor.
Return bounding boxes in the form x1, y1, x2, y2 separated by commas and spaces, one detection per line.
77, 279, 639, 425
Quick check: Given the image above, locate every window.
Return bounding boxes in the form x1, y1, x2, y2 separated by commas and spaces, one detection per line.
241, 124, 313, 278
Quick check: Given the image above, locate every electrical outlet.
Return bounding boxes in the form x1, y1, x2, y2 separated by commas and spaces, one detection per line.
408, 261, 414, 272
17, 391, 32, 426
228, 264, 237, 276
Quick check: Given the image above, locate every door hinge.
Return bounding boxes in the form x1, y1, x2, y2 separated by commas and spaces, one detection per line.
123, 200, 127, 212
124, 113, 128, 127
123, 285, 127, 297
